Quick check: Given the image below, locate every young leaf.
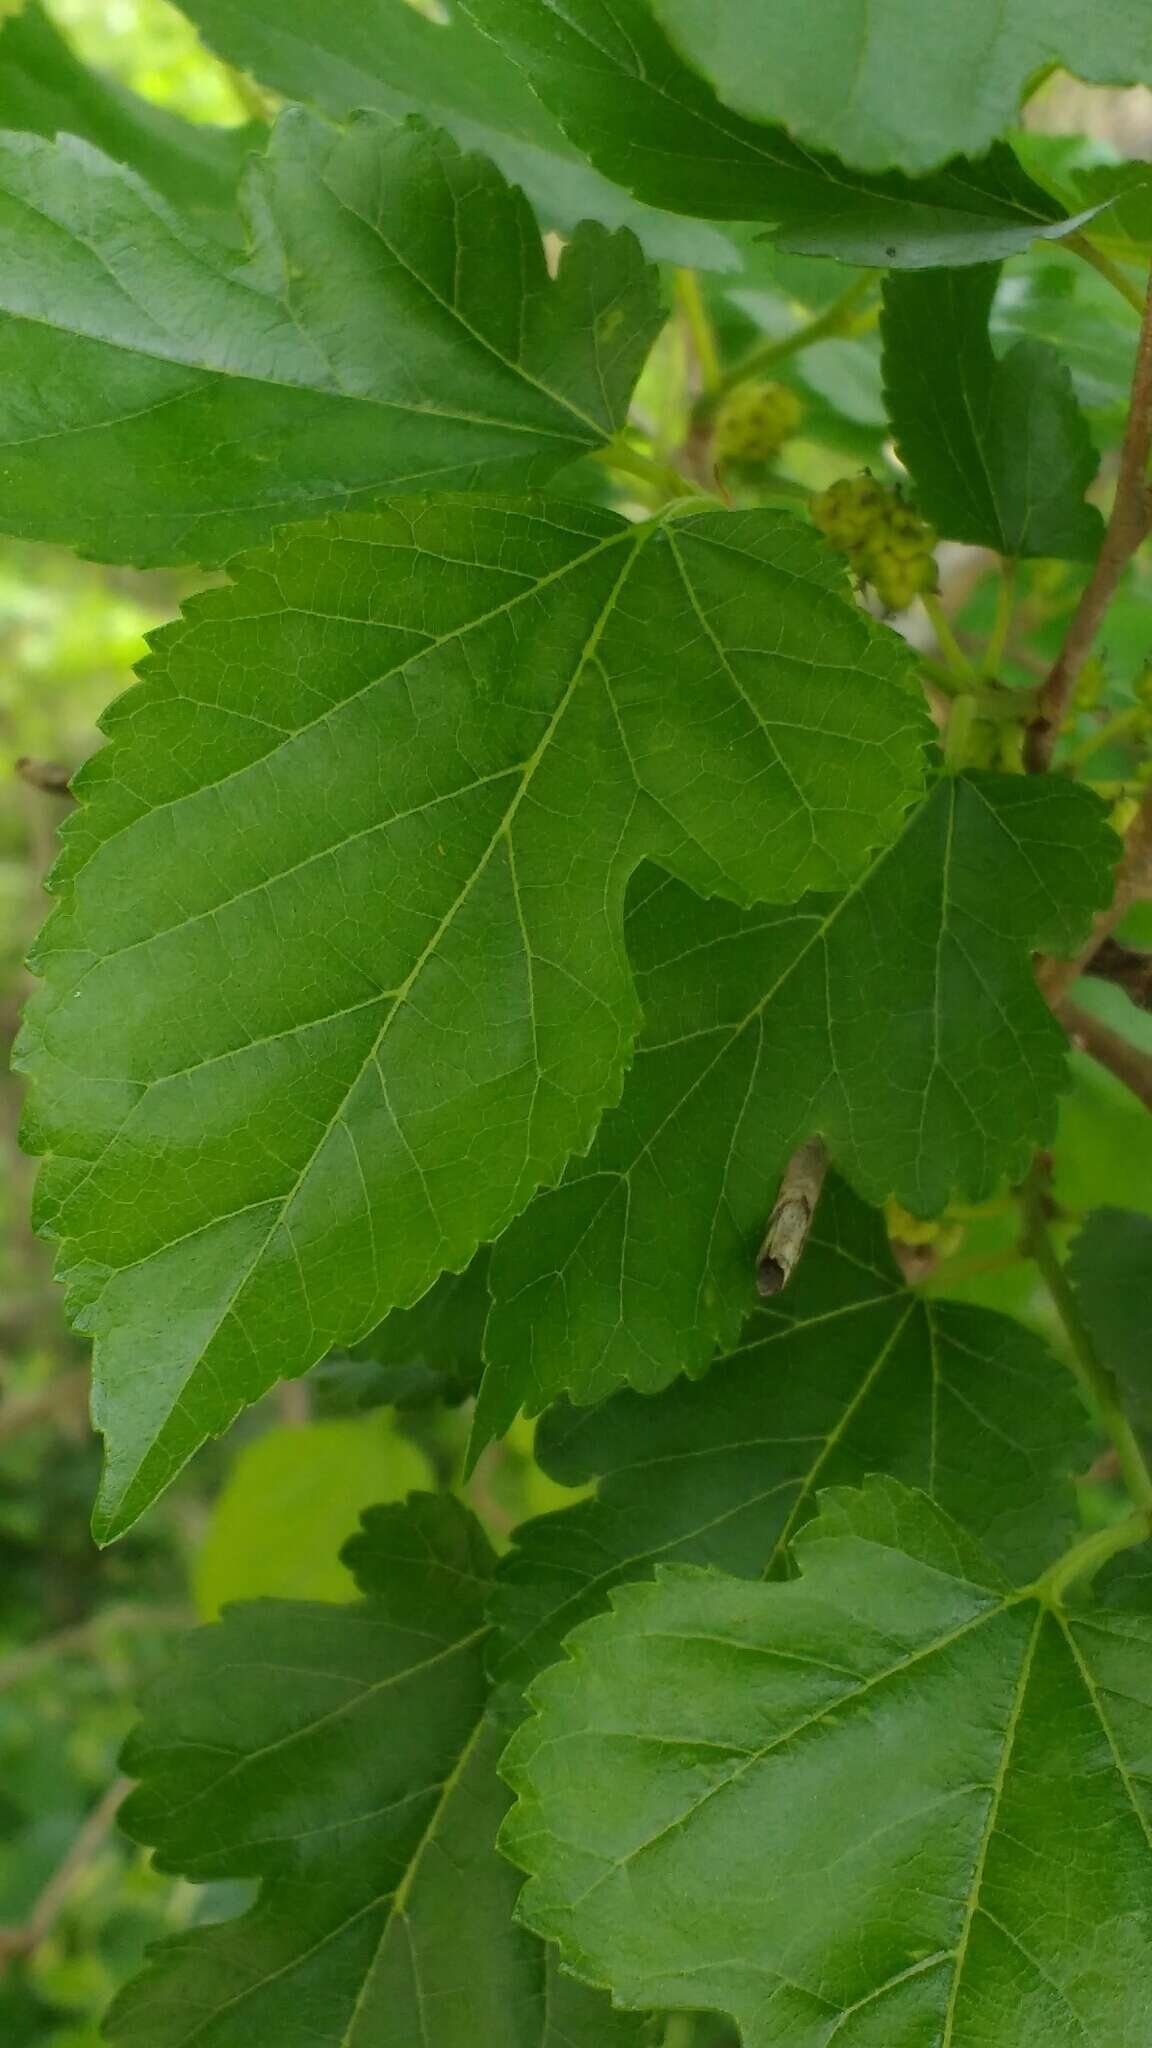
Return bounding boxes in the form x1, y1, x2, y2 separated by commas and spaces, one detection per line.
0, 111, 661, 568
0, 0, 259, 236
193, 1414, 433, 1614
18, 498, 927, 1539
478, 772, 1115, 1435
882, 265, 1103, 558
463, 0, 1106, 266
651, 0, 1152, 176
502, 1476, 1152, 2044
107, 1493, 647, 2047
492, 1179, 1091, 1689
173, 0, 739, 269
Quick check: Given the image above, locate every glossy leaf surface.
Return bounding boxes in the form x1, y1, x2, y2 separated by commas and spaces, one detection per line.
464, 0, 1103, 266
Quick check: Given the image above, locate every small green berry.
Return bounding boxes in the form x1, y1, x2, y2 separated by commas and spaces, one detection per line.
814, 476, 937, 610
811, 474, 887, 549
863, 543, 938, 612
713, 380, 804, 464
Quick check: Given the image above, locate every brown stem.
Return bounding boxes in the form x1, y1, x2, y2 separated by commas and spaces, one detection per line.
0, 1777, 131, 1970
1085, 935, 1152, 1011
1058, 999, 1152, 1114
0, 1603, 192, 1697
1024, 267, 1152, 774
14, 755, 74, 799
1037, 788, 1152, 1005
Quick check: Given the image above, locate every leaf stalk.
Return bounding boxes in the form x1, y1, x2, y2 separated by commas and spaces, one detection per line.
695, 271, 879, 419
1033, 1509, 1152, 1606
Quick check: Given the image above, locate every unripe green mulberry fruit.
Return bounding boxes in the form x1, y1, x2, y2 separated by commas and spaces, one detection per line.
813, 474, 937, 611
811, 475, 887, 550
858, 542, 938, 612
713, 380, 803, 464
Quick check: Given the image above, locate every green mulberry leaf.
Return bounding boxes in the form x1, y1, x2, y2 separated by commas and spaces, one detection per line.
502, 1476, 1152, 2045
106, 1493, 648, 2047
463, 0, 1107, 266
172, 0, 739, 270
882, 265, 1104, 558
651, 0, 1152, 177
327, 1251, 492, 1413
493, 1179, 1092, 1689
0, 110, 662, 568
477, 773, 1115, 1437
17, 497, 926, 1539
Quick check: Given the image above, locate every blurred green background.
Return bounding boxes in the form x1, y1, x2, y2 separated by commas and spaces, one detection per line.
1, 7, 1151, 2042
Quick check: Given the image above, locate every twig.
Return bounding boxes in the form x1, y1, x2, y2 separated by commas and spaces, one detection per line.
694, 271, 878, 419
1068, 232, 1148, 316
1084, 935, 1152, 1010
756, 1139, 828, 1297
922, 591, 976, 682
1025, 266, 1152, 772
0, 1776, 131, 1969
1037, 787, 1152, 1005
1058, 999, 1152, 1113
15, 755, 74, 798
1018, 1156, 1152, 1512
675, 269, 721, 396
0, 1603, 192, 1697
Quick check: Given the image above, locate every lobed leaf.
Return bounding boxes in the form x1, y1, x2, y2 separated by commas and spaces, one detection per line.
478, 772, 1116, 1436
463, 0, 1108, 266
492, 1179, 1092, 1689
503, 1476, 1152, 2045
17, 496, 926, 1538
882, 264, 1103, 558
0, 111, 661, 567
107, 1493, 647, 2047
652, 0, 1152, 176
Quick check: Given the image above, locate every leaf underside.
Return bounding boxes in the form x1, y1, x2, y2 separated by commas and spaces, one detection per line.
461, 0, 1105, 266
652, 0, 1152, 175
173, 0, 740, 269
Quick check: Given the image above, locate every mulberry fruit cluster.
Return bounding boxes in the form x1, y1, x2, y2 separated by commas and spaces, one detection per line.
812, 475, 938, 612
713, 380, 803, 465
